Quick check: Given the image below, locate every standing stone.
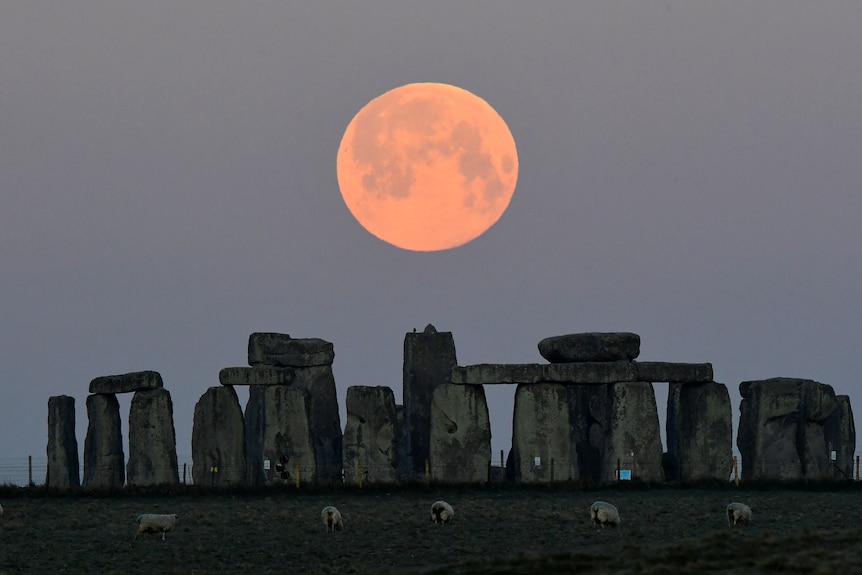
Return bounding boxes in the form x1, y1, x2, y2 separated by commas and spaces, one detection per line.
825, 395, 856, 480
291, 366, 343, 483
254, 385, 316, 485
244, 385, 268, 486
737, 378, 840, 480
430, 384, 491, 484
403, 324, 457, 477
538, 332, 640, 363
508, 384, 575, 483
192, 386, 247, 486
395, 405, 413, 482
586, 382, 663, 481
343, 386, 399, 485
46, 395, 80, 488
666, 382, 732, 482
127, 388, 179, 486
83, 394, 125, 488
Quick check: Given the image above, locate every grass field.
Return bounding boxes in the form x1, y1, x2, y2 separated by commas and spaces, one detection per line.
2, 483, 862, 574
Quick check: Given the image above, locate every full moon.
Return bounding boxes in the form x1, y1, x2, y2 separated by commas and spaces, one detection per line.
337, 83, 518, 251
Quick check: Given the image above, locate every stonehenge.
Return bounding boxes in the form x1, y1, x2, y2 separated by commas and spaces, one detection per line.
47, 330, 857, 488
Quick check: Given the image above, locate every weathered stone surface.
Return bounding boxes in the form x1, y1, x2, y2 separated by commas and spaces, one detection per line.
450, 362, 637, 385
83, 393, 124, 488
665, 381, 732, 481
192, 386, 247, 486
430, 384, 491, 483
248, 332, 334, 367
395, 405, 412, 482
343, 386, 399, 485
291, 365, 343, 482
543, 362, 638, 384
508, 384, 576, 483
127, 388, 179, 486
219, 366, 296, 386
46, 395, 80, 488
245, 385, 316, 485
89, 371, 163, 394
451, 364, 544, 385
825, 395, 856, 480
635, 362, 713, 383
585, 382, 664, 481
737, 378, 839, 480
538, 332, 640, 363
403, 324, 457, 477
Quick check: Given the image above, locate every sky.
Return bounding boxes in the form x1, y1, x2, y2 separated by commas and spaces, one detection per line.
2, 2, 861, 474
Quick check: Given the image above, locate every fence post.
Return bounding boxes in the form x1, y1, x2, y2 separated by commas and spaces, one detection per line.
733, 456, 739, 486
28, 455, 33, 487
856, 455, 860, 481
357, 460, 363, 488
182, 463, 187, 485
500, 450, 504, 470
295, 460, 300, 489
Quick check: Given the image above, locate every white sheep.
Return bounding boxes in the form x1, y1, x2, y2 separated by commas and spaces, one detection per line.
726, 502, 752, 527
321, 506, 343, 532
590, 501, 620, 528
431, 500, 454, 525
135, 513, 178, 540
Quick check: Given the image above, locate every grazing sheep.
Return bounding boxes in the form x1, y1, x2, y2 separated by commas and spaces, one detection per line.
590, 501, 620, 528
321, 506, 343, 532
431, 500, 454, 525
135, 513, 178, 540
726, 502, 752, 527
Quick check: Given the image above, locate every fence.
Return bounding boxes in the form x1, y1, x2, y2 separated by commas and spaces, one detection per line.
3, 454, 861, 488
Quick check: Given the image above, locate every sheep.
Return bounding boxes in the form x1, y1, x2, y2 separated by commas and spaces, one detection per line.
321, 506, 343, 532
431, 500, 454, 525
135, 513, 178, 540
726, 502, 752, 527
590, 501, 620, 528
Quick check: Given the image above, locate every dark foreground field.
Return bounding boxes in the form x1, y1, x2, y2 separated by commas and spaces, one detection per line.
2, 484, 862, 574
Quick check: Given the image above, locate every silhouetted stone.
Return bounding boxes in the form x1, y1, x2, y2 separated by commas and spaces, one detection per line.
83, 393, 124, 488
666, 381, 732, 481
192, 386, 247, 486
89, 370, 163, 394
430, 384, 491, 483
403, 324, 457, 477
825, 395, 856, 479
395, 405, 412, 482
450, 362, 637, 385
343, 386, 399, 485
292, 365, 343, 483
46, 395, 80, 488
543, 362, 638, 384
635, 362, 713, 383
243, 385, 267, 486
127, 388, 179, 486
219, 366, 296, 386
248, 332, 334, 367
253, 385, 316, 485
737, 378, 839, 480
451, 364, 544, 384
586, 382, 663, 481
509, 384, 576, 483
538, 332, 640, 363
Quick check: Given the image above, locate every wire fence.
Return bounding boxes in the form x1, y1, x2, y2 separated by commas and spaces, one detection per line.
4, 452, 862, 489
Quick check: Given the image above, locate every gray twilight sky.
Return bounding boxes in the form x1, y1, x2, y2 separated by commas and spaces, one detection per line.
2, 2, 861, 467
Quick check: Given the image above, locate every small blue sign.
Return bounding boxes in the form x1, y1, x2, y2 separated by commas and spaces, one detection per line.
619, 469, 632, 480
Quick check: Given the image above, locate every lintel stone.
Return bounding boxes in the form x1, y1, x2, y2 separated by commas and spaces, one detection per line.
219, 366, 296, 386
89, 371, 163, 394
634, 362, 713, 383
